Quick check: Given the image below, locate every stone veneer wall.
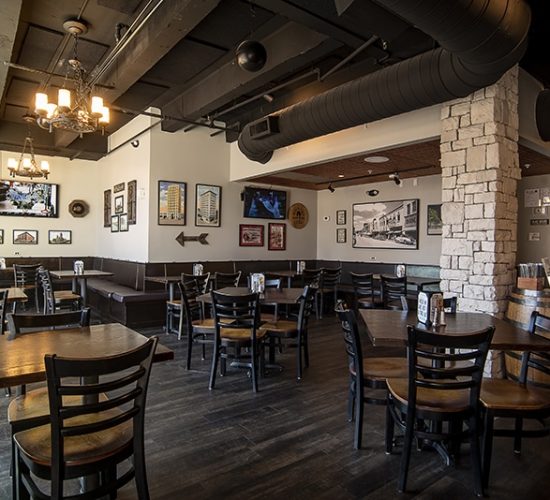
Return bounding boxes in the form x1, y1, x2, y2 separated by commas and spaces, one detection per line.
439, 67, 520, 321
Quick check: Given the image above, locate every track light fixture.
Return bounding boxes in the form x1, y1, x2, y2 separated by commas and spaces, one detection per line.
328, 183, 335, 193
367, 189, 379, 197
389, 172, 401, 186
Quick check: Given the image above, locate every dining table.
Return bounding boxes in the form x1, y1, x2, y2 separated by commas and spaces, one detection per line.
197, 286, 303, 305
49, 270, 114, 306
359, 309, 550, 351
144, 275, 182, 301
0, 287, 29, 304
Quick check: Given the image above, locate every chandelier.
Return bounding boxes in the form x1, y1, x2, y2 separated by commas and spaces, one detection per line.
34, 20, 110, 136
6, 129, 50, 180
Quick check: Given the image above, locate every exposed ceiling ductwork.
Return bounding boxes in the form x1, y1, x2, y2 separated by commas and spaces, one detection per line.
238, 0, 532, 164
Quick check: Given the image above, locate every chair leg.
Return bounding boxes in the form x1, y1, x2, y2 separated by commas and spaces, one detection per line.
251, 342, 258, 393
482, 411, 494, 489
469, 414, 484, 497
303, 331, 309, 368
513, 417, 523, 454
296, 331, 303, 380
398, 407, 415, 493
134, 437, 151, 500
347, 378, 356, 422
385, 398, 394, 454
209, 341, 220, 390
354, 389, 364, 450
15, 446, 31, 500
186, 327, 193, 370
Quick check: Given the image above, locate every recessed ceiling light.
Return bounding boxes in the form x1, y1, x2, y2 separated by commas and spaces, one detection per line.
337, 174, 345, 178
524, 163, 531, 169
364, 155, 389, 163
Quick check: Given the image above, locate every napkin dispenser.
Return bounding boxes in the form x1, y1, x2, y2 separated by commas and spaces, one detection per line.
417, 291, 444, 326
250, 273, 265, 293
0, 258, 5, 270
193, 263, 204, 276
73, 260, 84, 275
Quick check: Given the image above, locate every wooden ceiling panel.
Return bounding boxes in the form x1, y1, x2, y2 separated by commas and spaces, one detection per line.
17, 25, 63, 71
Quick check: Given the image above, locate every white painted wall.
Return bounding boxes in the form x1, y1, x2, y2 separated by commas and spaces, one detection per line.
317, 174, 442, 264
149, 126, 318, 262
0, 150, 99, 257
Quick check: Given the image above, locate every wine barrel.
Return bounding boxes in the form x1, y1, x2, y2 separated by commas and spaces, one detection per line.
505, 287, 550, 385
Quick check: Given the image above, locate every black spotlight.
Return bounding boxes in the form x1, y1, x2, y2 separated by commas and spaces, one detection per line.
328, 183, 335, 193
236, 40, 267, 72
367, 189, 379, 197
389, 172, 401, 186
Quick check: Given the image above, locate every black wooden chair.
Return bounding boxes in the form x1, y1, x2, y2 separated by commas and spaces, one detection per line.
14, 337, 158, 499
480, 311, 550, 488
0, 289, 8, 335
318, 267, 341, 318
13, 263, 42, 312
336, 303, 407, 449
385, 325, 494, 496
37, 268, 81, 314
209, 290, 264, 392
301, 268, 322, 318
166, 272, 210, 334
380, 275, 407, 310
259, 285, 317, 380
350, 272, 380, 311
212, 271, 241, 289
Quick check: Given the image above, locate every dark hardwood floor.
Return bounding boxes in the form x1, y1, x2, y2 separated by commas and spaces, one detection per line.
0, 316, 548, 499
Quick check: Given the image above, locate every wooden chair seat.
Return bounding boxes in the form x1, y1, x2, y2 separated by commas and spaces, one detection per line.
387, 377, 471, 413
15, 408, 132, 468
192, 317, 233, 333
167, 299, 181, 308
221, 327, 267, 341
260, 319, 298, 336
481, 379, 550, 411
53, 291, 81, 302
349, 357, 408, 381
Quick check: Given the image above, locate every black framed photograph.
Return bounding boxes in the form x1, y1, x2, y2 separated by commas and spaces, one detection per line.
352, 199, 419, 249
239, 224, 264, 247
120, 214, 129, 232
427, 204, 443, 235
268, 223, 286, 251
0, 229, 3, 244
195, 184, 221, 227
48, 230, 72, 244
113, 182, 125, 193
114, 195, 124, 214
111, 215, 119, 233
104, 189, 112, 227
158, 180, 186, 225
127, 180, 137, 224
336, 209, 346, 225
337, 228, 347, 243
13, 229, 38, 244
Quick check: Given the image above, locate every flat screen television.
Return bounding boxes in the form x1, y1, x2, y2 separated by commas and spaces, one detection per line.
0, 179, 58, 217
243, 186, 287, 220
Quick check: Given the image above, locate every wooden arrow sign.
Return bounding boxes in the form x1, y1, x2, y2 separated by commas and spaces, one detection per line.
175, 232, 209, 247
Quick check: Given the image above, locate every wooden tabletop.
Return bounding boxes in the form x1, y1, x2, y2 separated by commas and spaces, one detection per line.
0, 287, 28, 303
0, 323, 174, 388
264, 270, 299, 278
49, 270, 114, 279
360, 309, 550, 351
145, 275, 182, 284
198, 287, 303, 305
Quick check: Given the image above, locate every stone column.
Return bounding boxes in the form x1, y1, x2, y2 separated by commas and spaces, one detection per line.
439, 67, 520, 375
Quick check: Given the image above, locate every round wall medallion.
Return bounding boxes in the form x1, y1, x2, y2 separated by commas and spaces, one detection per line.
288, 203, 309, 229
68, 199, 89, 218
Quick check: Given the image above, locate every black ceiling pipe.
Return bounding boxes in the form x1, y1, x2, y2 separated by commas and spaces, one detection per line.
238, 0, 531, 164
536, 89, 550, 141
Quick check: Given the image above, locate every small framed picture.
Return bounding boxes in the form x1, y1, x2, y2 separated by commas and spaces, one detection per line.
337, 228, 347, 243
48, 230, 72, 244
195, 184, 222, 227
120, 214, 129, 232
113, 182, 125, 193
0, 229, 3, 244
13, 229, 38, 244
336, 210, 346, 225
158, 180, 186, 226
239, 224, 264, 247
268, 223, 286, 251
111, 215, 120, 233
427, 204, 443, 235
114, 195, 124, 214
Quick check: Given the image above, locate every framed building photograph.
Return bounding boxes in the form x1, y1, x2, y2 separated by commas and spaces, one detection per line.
127, 180, 137, 224
13, 229, 38, 244
0, 229, 3, 244
195, 184, 221, 227
120, 214, 129, 232
239, 224, 264, 247
111, 215, 119, 233
427, 203, 443, 235
337, 228, 347, 243
48, 230, 72, 244
104, 189, 111, 227
352, 199, 419, 249
158, 180, 186, 226
268, 223, 286, 251
114, 195, 124, 214
336, 209, 346, 225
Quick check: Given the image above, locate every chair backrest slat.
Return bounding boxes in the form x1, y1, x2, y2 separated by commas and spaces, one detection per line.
335, 303, 363, 385
211, 290, 259, 339
350, 272, 375, 301
7, 308, 91, 339
13, 263, 41, 288
381, 275, 407, 306
520, 311, 550, 386
213, 271, 242, 289
181, 272, 210, 294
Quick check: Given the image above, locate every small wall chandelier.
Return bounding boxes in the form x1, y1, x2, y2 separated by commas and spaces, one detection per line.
6, 128, 50, 180
34, 19, 110, 137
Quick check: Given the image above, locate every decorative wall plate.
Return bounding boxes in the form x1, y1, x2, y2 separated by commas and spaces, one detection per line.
68, 199, 89, 218
288, 202, 309, 229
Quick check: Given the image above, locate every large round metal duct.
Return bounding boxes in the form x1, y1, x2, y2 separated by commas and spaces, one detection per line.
238, 0, 531, 163
536, 90, 550, 142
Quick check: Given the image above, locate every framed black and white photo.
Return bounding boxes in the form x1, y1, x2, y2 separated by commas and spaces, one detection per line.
48, 230, 72, 244
127, 180, 137, 224
336, 209, 346, 225
104, 189, 111, 227
336, 228, 346, 243
111, 215, 119, 233
195, 184, 221, 227
120, 214, 129, 232
113, 182, 125, 193
114, 195, 124, 214
0, 229, 3, 244
352, 199, 419, 249
427, 204, 443, 235
13, 229, 38, 244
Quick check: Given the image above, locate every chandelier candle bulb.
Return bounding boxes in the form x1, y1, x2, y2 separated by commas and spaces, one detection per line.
7, 158, 17, 170
35, 93, 49, 115
91, 96, 104, 116
22, 158, 31, 169
99, 106, 110, 124
46, 103, 57, 119
57, 89, 71, 110
40, 161, 50, 173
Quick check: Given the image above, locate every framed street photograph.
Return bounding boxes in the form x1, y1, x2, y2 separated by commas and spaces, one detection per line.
336, 228, 346, 243
0, 229, 3, 244
158, 180, 186, 226
427, 204, 443, 235
48, 230, 72, 244
111, 215, 120, 233
195, 184, 221, 227
268, 223, 286, 251
352, 199, 419, 249
104, 189, 111, 227
239, 224, 264, 247
120, 214, 129, 232
114, 195, 124, 214
336, 209, 346, 225
13, 229, 38, 244
127, 180, 137, 224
